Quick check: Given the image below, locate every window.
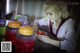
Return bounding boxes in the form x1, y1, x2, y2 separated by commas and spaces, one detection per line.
6, 0, 10, 14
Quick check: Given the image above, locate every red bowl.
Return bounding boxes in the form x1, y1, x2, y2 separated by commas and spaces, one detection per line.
37, 31, 46, 35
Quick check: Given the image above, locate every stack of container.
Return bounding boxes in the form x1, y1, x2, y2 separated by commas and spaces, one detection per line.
6, 21, 21, 45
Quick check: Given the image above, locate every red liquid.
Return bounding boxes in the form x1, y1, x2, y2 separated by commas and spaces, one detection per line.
6, 31, 17, 45
6, 29, 35, 53
15, 39, 35, 53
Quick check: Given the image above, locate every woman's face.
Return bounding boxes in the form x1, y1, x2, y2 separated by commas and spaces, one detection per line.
45, 8, 55, 23
44, 7, 61, 29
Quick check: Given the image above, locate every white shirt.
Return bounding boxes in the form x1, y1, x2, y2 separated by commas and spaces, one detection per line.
34, 18, 76, 52
58, 18, 76, 52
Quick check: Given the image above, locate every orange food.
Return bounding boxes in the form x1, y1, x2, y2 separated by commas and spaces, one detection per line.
8, 21, 21, 28
19, 26, 34, 36
37, 31, 46, 35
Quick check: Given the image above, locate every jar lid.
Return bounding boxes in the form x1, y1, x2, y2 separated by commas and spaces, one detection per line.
19, 26, 34, 36
8, 21, 21, 28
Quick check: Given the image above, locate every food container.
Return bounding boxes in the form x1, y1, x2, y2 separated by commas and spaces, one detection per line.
37, 30, 46, 36
6, 21, 21, 45
16, 26, 35, 53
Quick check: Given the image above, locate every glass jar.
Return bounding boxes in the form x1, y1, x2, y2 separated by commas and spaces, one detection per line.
6, 21, 21, 45
0, 15, 6, 41
16, 26, 35, 53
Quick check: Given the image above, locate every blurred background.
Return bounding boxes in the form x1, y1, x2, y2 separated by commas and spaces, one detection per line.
0, 0, 80, 53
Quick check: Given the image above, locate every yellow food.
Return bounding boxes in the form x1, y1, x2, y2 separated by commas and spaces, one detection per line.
19, 26, 34, 36
8, 21, 21, 28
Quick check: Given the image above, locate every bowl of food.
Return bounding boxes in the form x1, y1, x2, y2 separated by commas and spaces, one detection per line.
37, 30, 46, 36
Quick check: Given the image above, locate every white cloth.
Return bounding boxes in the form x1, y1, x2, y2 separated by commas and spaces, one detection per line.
58, 18, 76, 52
34, 18, 76, 52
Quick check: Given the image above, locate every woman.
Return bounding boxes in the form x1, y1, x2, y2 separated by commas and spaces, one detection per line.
34, 3, 77, 53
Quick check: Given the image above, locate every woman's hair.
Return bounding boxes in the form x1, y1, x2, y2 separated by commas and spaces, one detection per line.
43, 2, 69, 29
43, 3, 69, 20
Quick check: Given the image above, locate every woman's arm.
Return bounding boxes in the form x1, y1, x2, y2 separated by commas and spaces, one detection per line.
47, 38, 60, 47
37, 35, 60, 47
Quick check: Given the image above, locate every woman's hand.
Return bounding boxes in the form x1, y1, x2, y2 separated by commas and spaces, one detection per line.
37, 35, 51, 43
36, 30, 60, 47
36, 31, 51, 43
